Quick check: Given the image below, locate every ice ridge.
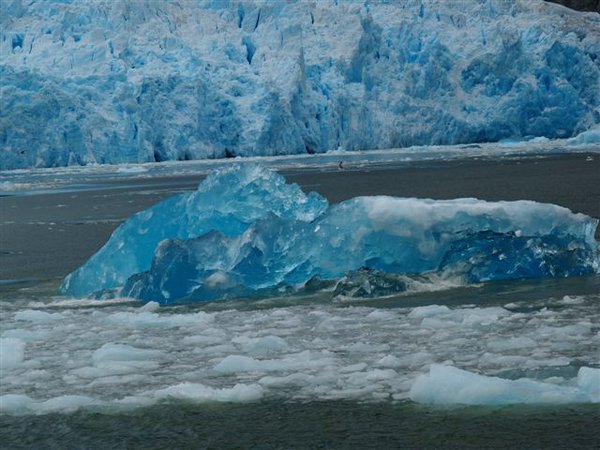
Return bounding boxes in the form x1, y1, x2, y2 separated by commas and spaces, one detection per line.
59, 164, 600, 303
2, 0, 600, 169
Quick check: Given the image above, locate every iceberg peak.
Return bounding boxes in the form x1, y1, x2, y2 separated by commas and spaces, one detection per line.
59, 163, 327, 297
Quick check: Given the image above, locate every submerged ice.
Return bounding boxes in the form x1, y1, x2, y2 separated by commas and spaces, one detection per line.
2, 0, 600, 169
60, 164, 600, 303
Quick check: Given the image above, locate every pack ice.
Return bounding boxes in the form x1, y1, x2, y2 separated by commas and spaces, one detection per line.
60, 164, 600, 303
2, 0, 599, 169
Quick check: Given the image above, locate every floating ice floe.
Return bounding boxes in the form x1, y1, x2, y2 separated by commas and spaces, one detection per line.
60, 164, 600, 303
60, 163, 327, 297
409, 364, 600, 405
0, 383, 264, 416
0, 338, 25, 372
1, 297, 599, 415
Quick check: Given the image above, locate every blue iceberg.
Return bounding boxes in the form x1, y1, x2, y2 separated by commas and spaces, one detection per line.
2, 1, 600, 169
60, 164, 600, 303
59, 164, 327, 297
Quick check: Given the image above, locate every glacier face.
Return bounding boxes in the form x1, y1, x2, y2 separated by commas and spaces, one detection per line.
2, 0, 600, 169
60, 164, 600, 303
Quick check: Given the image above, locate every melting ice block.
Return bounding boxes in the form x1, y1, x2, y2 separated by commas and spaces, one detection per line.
59, 164, 327, 296
61, 164, 600, 303
409, 365, 600, 405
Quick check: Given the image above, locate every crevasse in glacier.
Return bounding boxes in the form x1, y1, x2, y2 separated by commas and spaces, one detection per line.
2, 0, 600, 169
60, 164, 600, 303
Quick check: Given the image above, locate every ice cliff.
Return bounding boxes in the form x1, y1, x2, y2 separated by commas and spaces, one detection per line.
2, 0, 600, 169
60, 164, 600, 303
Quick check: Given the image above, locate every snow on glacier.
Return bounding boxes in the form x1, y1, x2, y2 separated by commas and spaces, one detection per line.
2, 0, 599, 169
60, 164, 600, 303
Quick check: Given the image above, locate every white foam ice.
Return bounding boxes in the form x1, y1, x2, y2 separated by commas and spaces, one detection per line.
14, 310, 63, 322
146, 382, 264, 403
1, 383, 263, 416
1, 290, 599, 415
0, 338, 25, 372
92, 343, 162, 363
0, 394, 101, 415
214, 350, 336, 375
409, 364, 599, 405
230, 335, 289, 357
101, 310, 214, 329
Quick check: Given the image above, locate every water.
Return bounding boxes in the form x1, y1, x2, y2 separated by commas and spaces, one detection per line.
1, 152, 599, 448
1, 275, 599, 448
3, 401, 599, 449
0, 139, 596, 196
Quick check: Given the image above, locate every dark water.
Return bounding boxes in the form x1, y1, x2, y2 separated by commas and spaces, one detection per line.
2, 155, 599, 449
2, 401, 599, 449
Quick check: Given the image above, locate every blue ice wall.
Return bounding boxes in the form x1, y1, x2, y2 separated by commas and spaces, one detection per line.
1, 0, 599, 169
60, 164, 600, 303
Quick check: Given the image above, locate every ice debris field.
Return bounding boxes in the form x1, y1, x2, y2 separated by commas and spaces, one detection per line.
1, 293, 599, 414
2, 0, 600, 169
61, 164, 600, 303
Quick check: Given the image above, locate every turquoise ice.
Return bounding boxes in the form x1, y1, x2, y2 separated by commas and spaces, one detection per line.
410, 365, 600, 405
59, 164, 327, 297
60, 164, 600, 303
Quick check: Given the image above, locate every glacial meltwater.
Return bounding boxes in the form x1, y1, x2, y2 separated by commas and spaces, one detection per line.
1, 154, 599, 448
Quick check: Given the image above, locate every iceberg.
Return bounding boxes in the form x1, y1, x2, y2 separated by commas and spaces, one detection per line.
59, 164, 327, 296
2, 0, 599, 169
409, 364, 600, 405
60, 164, 600, 303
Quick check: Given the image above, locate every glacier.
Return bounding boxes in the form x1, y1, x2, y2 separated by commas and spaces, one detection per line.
568, 124, 600, 146
2, 0, 600, 170
60, 164, 600, 303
